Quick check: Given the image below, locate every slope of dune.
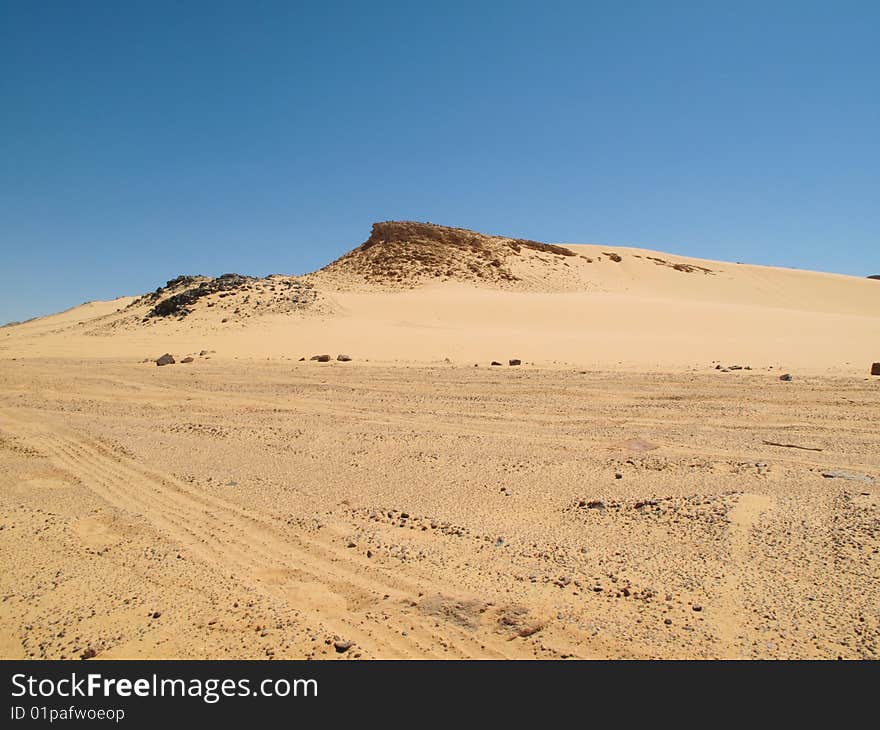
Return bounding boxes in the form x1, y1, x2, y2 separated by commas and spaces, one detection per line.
1, 221, 878, 372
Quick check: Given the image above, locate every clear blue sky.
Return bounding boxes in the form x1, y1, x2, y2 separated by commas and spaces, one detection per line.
2, 1, 878, 323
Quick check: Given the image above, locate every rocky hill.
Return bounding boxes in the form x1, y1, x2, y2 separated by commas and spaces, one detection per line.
310, 221, 579, 289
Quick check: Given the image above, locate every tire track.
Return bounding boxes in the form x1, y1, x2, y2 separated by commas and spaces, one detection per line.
0, 409, 514, 659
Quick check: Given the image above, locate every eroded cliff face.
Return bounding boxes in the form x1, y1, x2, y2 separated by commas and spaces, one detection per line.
312, 220, 575, 288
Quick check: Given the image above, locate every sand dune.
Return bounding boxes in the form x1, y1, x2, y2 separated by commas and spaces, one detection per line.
2, 222, 877, 372
1, 222, 878, 660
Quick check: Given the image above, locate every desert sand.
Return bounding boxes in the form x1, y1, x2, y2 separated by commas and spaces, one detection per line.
1, 222, 878, 659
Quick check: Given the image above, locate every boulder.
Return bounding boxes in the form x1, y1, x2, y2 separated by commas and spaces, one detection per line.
156, 354, 175, 366
310, 354, 331, 362
872, 362, 880, 376
509, 359, 522, 366
337, 354, 352, 362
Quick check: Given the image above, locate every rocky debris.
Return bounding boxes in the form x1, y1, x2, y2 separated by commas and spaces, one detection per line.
337, 354, 352, 362
155, 354, 175, 366
80, 647, 98, 660
313, 220, 576, 288
181, 356, 194, 363
310, 354, 331, 362
509, 359, 522, 366
821, 470, 875, 484
578, 500, 606, 510
496, 605, 545, 639
129, 273, 323, 323
142, 274, 253, 318
779, 373, 793, 381
333, 640, 354, 653
568, 492, 738, 525
603, 251, 623, 262
648, 255, 714, 275
763, 440, 822, 451
491, 361, 502, 366
199, 350, 209, 356
871, 363, 880, 376
418, 595, 486, 630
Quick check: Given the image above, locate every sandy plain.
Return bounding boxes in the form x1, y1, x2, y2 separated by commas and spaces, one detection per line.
1, 223, 878, 659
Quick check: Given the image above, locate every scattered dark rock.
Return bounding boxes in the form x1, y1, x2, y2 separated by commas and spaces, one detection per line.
80, 647, 97, 660
310, 354, 331, 362
299, 357, 305, 361
156, 354, 175, 366
692, 605, 703, 612
509, 359, 521, 366
821, 470, 875, 484
199, 350, 209, 356
871, 363, 880, 376
664, 618, 672, 626
491, 361, 502, 366
333, 640, 354, 653
151, 611, 162, 619
181, 356, 194, 363
779, 373, 793, 381
337, 354, 352, 362
143, 273, 253, 319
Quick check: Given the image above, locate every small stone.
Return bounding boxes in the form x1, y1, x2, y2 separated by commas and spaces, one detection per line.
508, 359, 522, 366
491, 361, 502, 366
337, 354, 352, 362
155, 354, 175, 366
333, 640, 353, 653
310, 354, 331, 362
779, 373, 793, 381
692, 605, 702, 612
664, 618, 672, 626
181, 356, 194, 363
